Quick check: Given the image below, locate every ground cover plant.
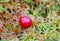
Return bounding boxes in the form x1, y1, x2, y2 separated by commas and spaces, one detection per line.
0, 0, 60, 41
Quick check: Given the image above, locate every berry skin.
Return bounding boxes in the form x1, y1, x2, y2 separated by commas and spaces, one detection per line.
19, 16, 32, 29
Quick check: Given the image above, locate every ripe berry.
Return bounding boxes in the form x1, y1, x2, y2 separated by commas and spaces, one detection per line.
19, 16, 32, 29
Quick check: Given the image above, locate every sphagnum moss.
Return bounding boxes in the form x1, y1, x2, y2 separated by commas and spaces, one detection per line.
0, 0, 60, 41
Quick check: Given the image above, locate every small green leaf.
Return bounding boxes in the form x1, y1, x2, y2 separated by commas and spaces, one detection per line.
25, 0, 33, 3
2, 0, 9, 3
45, 37, 51, 41
49, 7, 53, 14
56, 0, 60, 3
39, 4, 44, 10
6, 24, 13, 31
54, 32, 59, 39
22, 38, 27, 41
0, 6, 3, 12
53, 39, 57, 41
54, 5, 59, 11
5, 8, 9, 13
30, 38, 35, 41
33, 10, 39, 17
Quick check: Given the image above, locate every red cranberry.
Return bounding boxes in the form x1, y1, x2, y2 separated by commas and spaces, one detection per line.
19, 16, 32, 29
